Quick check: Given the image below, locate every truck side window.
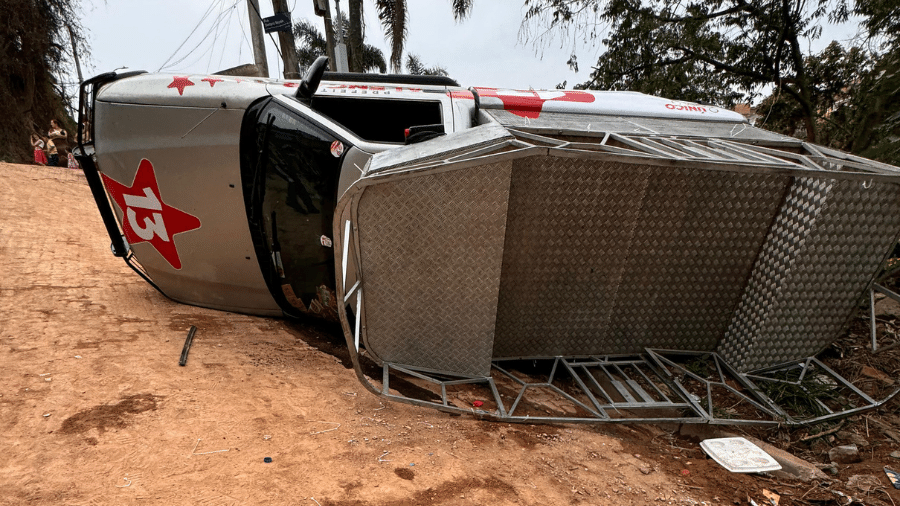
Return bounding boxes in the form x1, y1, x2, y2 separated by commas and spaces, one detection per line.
311, 96, 442, 143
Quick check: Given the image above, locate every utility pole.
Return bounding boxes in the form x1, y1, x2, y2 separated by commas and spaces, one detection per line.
314, 0, 337, 71
272, 0, 301, 79
247, 0, 269, 77
332, 0, 349, 72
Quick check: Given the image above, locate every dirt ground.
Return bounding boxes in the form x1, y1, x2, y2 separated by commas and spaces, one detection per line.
2, 162, 900, 506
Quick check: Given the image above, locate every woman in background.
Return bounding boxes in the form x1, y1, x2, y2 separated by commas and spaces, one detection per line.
48, 119, 68, 167
31, 133, 47, 165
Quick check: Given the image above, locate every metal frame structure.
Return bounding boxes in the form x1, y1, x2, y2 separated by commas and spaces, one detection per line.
871, 283, 900, 352
350, 348, 900, 426
334, 126, 900, 426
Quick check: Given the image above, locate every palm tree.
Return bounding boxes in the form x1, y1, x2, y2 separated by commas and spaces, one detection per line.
405, 53, 448, 76
294, 17, 386, 74
346, 0, 474, 73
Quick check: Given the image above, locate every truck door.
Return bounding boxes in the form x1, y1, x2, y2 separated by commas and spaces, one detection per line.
240, 96, 353, 320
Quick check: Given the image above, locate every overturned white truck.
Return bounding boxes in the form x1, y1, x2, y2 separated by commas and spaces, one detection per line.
76, 58, 900, 425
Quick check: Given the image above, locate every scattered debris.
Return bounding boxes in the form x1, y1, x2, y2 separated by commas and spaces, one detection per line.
860, 365, 895, 385
263, 457, 272, 463
867, 417, 900, 444
799, 422, 845, 442
115, 477, 132, 488
472, 400, 483, 408
817, 462, 839, 475
189, 438, 229, 456
846, 474, 881, 493
832, 490, 854, 505
713, 435, 828, 482
884, 467, 900, 489
836, 430, 869, 447
304, 420, 340, 435
699, 437, 781, 473
762, 489, 780, 505
828, 444, 862, 464
179, 326, 197, 366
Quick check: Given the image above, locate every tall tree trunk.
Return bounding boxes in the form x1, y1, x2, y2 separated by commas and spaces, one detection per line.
785, 22, 817, 142
347, 0, 364, 73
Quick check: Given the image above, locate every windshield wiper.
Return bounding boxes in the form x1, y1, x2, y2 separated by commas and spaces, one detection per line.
249, 113, 276, 225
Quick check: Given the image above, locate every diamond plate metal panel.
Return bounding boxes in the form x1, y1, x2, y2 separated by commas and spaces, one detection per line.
607, 166, 789, 353
355, 162, 513, 376
492, 157, 647, 357
493, 156, 789, 357
720, 179, 900, 371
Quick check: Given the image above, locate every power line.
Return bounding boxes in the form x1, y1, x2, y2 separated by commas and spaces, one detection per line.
235, 1, 252, 64
208, 0, 236, 72
215, 3, 236, 71
165, 3, 239, 71
160, 0, 242, 72
158, 1, 218, 71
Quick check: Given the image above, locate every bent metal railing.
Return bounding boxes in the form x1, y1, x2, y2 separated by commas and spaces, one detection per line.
333, 125, 900, 425
346, 350, 900, 426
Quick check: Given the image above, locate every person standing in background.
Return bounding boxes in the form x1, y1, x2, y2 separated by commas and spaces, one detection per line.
31, 133, 47, 165
46, 137, 58, 167
48, 119, 69, 167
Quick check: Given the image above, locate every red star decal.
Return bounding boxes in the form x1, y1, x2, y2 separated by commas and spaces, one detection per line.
201, 77, 223, 87
167, 76, 195, 95
102, 159, 201, 269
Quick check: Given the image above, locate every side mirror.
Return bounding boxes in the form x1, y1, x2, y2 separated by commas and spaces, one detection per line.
297, 56, 329, 104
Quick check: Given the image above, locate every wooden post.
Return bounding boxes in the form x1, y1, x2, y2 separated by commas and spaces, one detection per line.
247, 0, 269, 77
316, 0, 337, 71
272, 0, 301, 79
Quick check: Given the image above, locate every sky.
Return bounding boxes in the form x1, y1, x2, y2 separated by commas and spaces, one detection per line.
79, 0, 592, 90
77, 0, 862, 93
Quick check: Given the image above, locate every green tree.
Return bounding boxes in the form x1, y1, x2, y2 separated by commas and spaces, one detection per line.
849, 0, 900, 164
294, 17, 386, 74
346, 0, 474, 73
521, 0, 853, 142
1, 0, 86, 162
855, 0, 900, 45
756, 42, 869, 146
755, 0, 900, 164
405, 53, 448, 76
845, 46, 900, 165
